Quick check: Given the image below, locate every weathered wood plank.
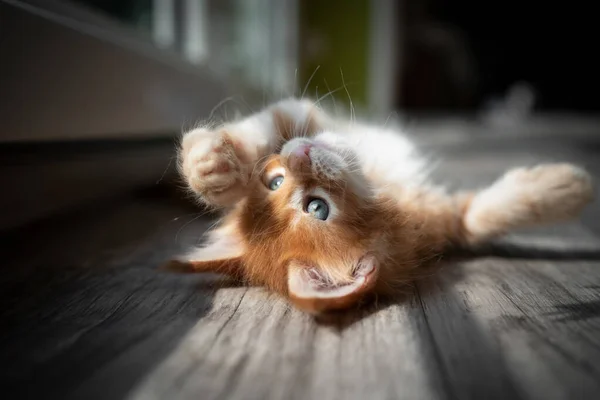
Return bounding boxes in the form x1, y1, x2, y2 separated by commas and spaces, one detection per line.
2, 131, 600, 400
418, 251, 600, 400
67, 287, 248, 400
127, 288, 449, 400
417, 142, 600, 400
414, 142, 600, 400
0, 190, 219, 400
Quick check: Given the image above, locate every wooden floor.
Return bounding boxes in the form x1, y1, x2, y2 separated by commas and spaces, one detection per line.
2, 130, 600, 400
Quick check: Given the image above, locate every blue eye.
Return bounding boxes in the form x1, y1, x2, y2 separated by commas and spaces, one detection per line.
306, 198, 329, 220
268, 175, 284, 190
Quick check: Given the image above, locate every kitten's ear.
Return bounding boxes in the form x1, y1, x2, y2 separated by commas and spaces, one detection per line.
163, 226, 244, 279
287, 255, 379, 314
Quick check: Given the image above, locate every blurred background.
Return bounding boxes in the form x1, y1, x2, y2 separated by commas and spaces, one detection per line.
1, 0, 599, 229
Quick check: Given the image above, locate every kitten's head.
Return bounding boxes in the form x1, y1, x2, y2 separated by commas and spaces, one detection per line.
181, 137, 391, 314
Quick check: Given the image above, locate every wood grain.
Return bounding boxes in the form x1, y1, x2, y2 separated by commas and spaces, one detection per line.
1, 132, 600, 400
128, 289, 450, 400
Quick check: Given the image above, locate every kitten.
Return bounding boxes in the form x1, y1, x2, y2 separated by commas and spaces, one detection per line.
170, 98, 594, 314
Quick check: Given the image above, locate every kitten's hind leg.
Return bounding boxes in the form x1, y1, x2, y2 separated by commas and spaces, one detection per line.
461, 163, 595, 244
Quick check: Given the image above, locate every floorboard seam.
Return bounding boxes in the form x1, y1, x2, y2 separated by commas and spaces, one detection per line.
414, 283, 458, 400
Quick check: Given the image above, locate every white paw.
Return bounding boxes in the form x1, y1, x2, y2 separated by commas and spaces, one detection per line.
180, 128, 248, 207
464, 163, 595, 241
501, 163, 594, 221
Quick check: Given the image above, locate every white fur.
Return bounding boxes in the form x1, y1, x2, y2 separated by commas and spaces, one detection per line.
182, 97, 430, 205
313, 125, 430, 189
464, 163, 595, 241
185, 224, 243, 261
181, 97, 594, 244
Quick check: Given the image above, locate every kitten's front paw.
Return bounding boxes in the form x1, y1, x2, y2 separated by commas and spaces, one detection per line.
502, 163, 595, 221
180, 128, 248, 207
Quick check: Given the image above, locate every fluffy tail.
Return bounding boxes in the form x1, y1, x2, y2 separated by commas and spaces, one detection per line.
459, 163, 595, 245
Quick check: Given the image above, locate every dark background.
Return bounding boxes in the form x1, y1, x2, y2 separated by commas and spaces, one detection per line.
400, 0, 599, 112
66, 0, 600, 113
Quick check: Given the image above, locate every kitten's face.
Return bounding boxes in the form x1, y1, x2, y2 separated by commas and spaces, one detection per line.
240, 138, 385, 313
185, 137, 389, 314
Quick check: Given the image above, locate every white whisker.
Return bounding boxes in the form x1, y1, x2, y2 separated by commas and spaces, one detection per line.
301, 65, 321, 100
339, 68, 355, 125
322, 78, 338, 117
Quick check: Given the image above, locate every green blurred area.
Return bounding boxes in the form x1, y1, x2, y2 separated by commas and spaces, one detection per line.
299, 0, 370, 112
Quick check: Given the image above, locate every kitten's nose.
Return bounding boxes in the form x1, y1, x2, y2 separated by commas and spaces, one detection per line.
288, 143, 312, 172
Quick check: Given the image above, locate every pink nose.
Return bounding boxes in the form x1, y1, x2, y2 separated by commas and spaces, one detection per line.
288, 144, 312, 172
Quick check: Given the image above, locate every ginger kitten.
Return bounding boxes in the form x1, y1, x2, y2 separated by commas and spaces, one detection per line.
171, 98, 594, 314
